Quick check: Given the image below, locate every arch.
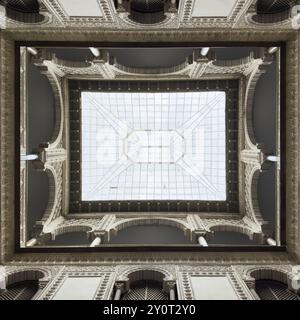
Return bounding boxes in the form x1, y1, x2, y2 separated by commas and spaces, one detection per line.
212, 52, 255, 68
51, 224, 93, 240
118, 266, 174, 283
5, 7, 45, 23
110, 224, 191, 244
2, 0, 51, 25
52, 55, 92, 69
127, 270, 168, 283
255, 279, 300, 300
246, 267, 300, 300
39, 163, 62, 228
122, 0, 170, 25
1, 268, 51, 300
245, 164, 265, 225
42, 69, 64, 149
111, 217, 191, 240
118, 10, 176, 28
4, 268, 51, 287
116, 266, 175, 300
251, 10, 291, 24
244, 63, 266, 150
208, 224, 255, 240
0, 280, 39, 300
249, 267, 289, 285
32, 54, 64, 149
112, 59, 190, 76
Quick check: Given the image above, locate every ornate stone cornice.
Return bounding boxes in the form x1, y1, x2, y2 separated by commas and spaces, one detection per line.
32, 48, 267, 81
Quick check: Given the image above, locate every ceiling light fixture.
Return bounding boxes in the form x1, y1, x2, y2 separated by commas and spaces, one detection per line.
89, 47, 100, 57
27, 47, 38, 55
200, 47, 210, 56
268, 47, 278, 54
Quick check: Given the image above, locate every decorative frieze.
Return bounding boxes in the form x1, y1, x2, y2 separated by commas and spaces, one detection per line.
34, 48, 265, 81
176, 265, 253, 300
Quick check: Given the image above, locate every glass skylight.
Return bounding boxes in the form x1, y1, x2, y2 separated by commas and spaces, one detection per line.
81, 91, 226, 201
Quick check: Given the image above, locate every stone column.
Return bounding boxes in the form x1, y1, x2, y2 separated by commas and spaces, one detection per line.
198, 236, 208, 247
114, 283, 124, 300
169, 283, 176, 300
0, 266, 6, 291
164, 280, 176, 300
90, 237, 102, 247
245, 280, 260, 300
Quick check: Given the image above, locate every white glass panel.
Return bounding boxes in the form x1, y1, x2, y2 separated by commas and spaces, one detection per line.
81, 91, 226, 201
52, 277, 102, 300
192, 0, 237, 17
190, 276, 239, 300
58, 0, 103, 17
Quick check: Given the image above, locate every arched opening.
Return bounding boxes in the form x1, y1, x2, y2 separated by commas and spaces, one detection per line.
207, 231, 256, 245
0, 269, 47, 300
255, 280, 300, 300
122, 0, 171, 24
0, 0, 45, 23
46, 231, 90, 246
253, 0, 295, 23
257, 167, 276, 227
207, 225, 256, 245
110, 224, 191, 244
44, 225, 93, 246
0, 280, 39, 300
257, 0, 295, 14
27, 168, 49, 238
122, 279, 168, 300
248, 268, 300, 300
115, 269, 176, 300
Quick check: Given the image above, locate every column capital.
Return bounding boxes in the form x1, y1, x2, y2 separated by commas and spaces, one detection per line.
164, 280, 176, 292
115, 281, 126, 293
32, 145, 67, 171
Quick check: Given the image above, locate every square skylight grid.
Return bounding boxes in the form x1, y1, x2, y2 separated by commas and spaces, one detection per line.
81, 91, 226, 201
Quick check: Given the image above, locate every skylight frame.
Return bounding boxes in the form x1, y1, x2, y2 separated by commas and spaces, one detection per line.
69, 79, 239, 214
81, 91, 227, 202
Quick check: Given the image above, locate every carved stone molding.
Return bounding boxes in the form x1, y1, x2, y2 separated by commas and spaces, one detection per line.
31, 162, 64, 230
37, 266, 116, 300
32, 50, 65, 149
41, 0, 116, 26
176, 265, 253, 300
201, 217, 262, 240
32, 214, 264, 244
179, 0, 253, 28
240, 49, 275, 227
34, 48, 265, 81
116, 264, 175, 291
0, 0, 258, 30
2, 265, 61, 299
234, 264, 300, 294
3, 264, 299, 300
